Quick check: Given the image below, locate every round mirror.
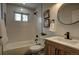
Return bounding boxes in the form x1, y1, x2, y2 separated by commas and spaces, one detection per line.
57, 3, 79, 25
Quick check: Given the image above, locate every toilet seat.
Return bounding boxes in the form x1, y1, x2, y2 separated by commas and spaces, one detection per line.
30, 45, 44, 53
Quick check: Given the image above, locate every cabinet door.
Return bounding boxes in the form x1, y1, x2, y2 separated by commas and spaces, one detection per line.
54, 48, 58, 55
47, 44, 52, 55
57, 47, 78, 55
54, 48, 64, 55
45, 43, 55, 55
45, 40, 55, 55
50, 45, 55, 55
63, 50, 78, 55
57, 48, 66, 55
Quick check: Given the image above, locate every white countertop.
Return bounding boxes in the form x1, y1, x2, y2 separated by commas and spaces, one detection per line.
45, 36, 79, 50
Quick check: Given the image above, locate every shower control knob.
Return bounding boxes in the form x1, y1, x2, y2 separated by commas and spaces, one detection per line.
36, 35, 38, 37
0, 36, 2, 39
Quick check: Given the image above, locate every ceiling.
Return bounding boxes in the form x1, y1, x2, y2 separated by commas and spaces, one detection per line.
7, 3, 41, 10
7, 3, 54, 10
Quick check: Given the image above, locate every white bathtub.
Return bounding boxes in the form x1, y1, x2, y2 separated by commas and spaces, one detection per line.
4, 40, 34, 51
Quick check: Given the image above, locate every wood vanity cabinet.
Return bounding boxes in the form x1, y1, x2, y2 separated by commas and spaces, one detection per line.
44, 40, 79, 55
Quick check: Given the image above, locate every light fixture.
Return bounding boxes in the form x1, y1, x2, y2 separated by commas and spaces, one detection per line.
20, 8, 23, 11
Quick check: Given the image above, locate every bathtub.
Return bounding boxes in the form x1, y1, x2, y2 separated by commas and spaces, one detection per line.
4, 40, 34, 52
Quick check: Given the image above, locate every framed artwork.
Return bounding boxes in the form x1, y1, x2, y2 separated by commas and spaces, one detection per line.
44, 9, 50, 28
44, 9, 50, 19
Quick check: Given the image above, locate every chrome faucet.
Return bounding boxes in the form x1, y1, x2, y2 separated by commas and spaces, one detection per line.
64, 32, 72, 40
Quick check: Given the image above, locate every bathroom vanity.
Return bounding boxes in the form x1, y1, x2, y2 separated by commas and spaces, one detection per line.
44, 36, 79, 55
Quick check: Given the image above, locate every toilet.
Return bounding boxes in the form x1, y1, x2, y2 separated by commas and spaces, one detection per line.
29, 45, 44, 54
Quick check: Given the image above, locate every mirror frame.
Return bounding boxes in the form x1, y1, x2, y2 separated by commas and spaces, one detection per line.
57, 3, 79, 25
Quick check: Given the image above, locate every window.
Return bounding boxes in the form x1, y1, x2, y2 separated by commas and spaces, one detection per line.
14, 12, 28, 22
15, 13, 21, 21
22, 14, 28, 22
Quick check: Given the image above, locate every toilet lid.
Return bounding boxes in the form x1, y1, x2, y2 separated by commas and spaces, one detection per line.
30, 45, 44, 51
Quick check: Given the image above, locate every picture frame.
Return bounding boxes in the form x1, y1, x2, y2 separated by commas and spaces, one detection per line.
44, 9, 50, 19
43, 9, 50, 28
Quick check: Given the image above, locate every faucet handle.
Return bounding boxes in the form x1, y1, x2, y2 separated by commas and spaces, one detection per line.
64, 33, 67, 35
36, 35, 38, 38
64, 32, 67, 35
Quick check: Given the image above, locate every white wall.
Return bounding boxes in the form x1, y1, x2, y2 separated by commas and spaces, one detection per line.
42, 4, 55, 35
6, 4, 37, 44
36, 4, 56, 36
36, 3, 79, 39
43, 3, 79, 39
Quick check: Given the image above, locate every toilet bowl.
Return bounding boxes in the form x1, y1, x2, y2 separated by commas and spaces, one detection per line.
29, 45, 44, 54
